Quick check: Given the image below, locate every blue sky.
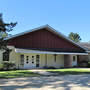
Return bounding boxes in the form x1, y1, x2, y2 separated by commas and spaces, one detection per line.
0, 0, 90, 42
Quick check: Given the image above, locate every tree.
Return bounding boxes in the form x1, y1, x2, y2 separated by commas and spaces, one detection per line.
68, 32, 81, 42
0, 13, 17, 53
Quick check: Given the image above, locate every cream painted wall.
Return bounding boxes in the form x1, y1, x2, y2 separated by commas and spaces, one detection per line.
0, 46, 20, 69
40, 54, 46, 67
0, 47, 79, 69
17, 53, 64, 69
0, 50, 3, 62
47, 54, 64, 68
40, 54, 64, 68
0, 47, 64, 69
9, 48, 20, 69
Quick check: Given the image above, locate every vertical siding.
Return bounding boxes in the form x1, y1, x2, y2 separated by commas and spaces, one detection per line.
8, 29, 84, 52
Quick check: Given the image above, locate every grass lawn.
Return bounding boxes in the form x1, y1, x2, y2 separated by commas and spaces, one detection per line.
0, 68, 90, 78
0, 70, 41, 78
44, 68, 90, 75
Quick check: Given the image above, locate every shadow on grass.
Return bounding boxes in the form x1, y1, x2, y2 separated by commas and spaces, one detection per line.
47, 71, 90, 75
0, 71, 41, 79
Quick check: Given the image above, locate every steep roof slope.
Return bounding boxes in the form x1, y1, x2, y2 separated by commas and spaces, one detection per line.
7, 24, 85, 51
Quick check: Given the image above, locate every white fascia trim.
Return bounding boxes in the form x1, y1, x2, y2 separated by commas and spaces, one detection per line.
15, 48, 88, 55
6, 25, 49, 40
46, 25, 86, 50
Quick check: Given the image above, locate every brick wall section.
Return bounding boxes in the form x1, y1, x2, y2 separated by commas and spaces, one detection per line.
78, 55, 89, 63
64, 55, 73, 67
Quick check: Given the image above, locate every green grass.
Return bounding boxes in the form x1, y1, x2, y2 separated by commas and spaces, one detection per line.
44, 68, 90, 75
0, 70, 41, 78
0, 68, 90, 78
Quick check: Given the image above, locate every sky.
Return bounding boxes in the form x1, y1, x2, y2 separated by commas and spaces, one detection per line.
0, 0, 90, 42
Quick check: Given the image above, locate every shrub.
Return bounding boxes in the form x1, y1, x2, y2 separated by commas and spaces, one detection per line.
43, 66, 48, 69
0, 63, 3, 70
43, 66, 56, 69
47, 66, 56, 69
87, 62, 90, 68
1, 61, 16, 70
79, 61, 88, 67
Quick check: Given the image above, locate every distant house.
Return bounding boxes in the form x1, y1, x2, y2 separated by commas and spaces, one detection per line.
78, 42, 90, 66
0, 25, 88, 69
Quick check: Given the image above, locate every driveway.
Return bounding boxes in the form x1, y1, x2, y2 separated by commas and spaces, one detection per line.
0, 75, 90, 90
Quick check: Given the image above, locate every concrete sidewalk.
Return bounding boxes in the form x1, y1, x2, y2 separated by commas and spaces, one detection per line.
30, 69, 58, 75
0, 74, 90, 90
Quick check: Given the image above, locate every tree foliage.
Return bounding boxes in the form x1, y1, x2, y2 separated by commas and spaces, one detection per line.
0, 13, 17, 51
68, 32, 81, 42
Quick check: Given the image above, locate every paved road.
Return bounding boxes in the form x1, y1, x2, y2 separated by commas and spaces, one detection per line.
0, 75, 90, 90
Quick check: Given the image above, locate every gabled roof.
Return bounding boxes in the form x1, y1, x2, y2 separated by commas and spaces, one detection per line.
6, 24, 85, 50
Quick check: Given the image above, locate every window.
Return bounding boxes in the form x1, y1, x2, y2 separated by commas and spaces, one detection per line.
3, 52, 9, 61
36, 55, 40, 67
26, 56, 29, 63
73, 56, 76, 61
32, 56, 34, 63
20, 55, 24, 66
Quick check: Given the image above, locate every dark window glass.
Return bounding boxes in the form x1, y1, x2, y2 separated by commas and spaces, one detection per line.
3, 52, 9, 61
36, 55, 40, 67
73, 56, 76, 61
26, 56, 29, 63
20, 55, 24, 66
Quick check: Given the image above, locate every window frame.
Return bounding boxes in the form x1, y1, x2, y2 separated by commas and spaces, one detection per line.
26, 56, 29, 63
20, 55, 24, 66
73, 56, 76, 62
3, 51, 9, 61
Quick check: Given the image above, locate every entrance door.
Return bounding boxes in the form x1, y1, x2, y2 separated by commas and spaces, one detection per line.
24, 55, 36, 69
36, 55, 40, 68
72, 56, 77, 67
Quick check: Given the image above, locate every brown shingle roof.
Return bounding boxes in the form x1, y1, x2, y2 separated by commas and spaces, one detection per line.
78, 42, 90, 51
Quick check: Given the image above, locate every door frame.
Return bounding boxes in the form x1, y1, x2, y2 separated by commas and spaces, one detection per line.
23, 54, 36, 69
72, 55, 77, 67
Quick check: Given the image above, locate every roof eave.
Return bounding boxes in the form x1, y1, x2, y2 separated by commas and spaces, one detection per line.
6, 24, 86, 51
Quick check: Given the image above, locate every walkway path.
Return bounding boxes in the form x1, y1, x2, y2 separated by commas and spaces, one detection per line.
30, 69, 57, 76
0, 74, 90, 90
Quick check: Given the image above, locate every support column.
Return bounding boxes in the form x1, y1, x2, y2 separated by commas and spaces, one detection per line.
64, 55, 72, 67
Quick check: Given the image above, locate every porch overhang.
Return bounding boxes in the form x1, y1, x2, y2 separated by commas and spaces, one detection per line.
15, 48, 88, 55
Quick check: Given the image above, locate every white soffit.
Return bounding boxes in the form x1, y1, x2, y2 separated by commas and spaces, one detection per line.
15, 48, 88, 55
